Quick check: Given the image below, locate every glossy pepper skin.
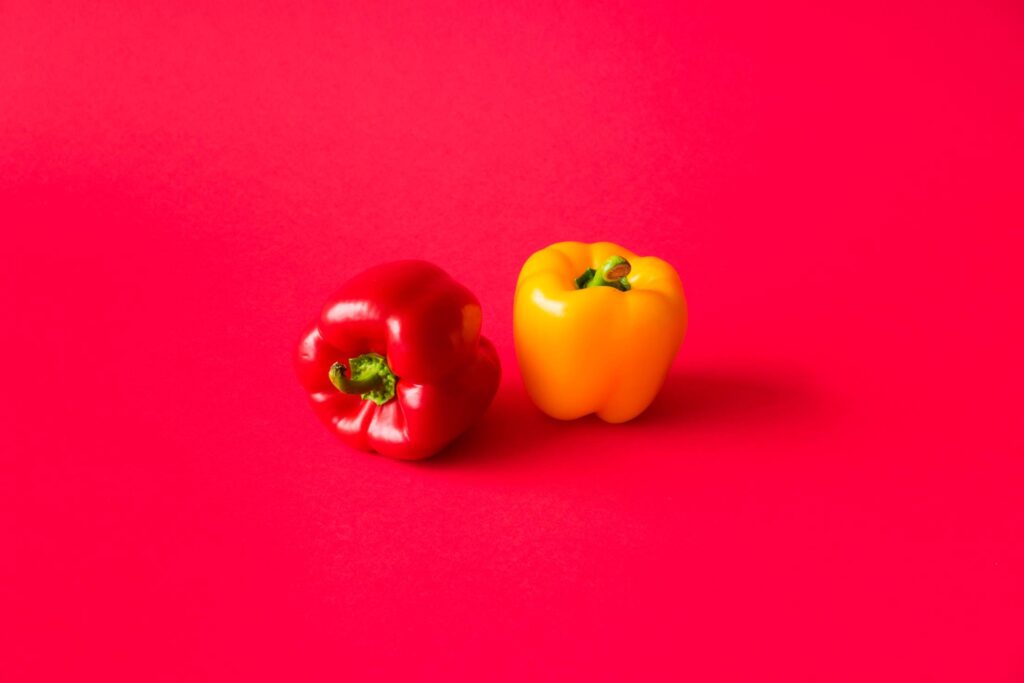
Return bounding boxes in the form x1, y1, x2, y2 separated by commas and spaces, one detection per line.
514, 241, 686, 423
296, 260, 500, 460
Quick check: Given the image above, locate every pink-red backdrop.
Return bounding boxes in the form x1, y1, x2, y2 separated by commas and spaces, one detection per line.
3, 1, 1022, 680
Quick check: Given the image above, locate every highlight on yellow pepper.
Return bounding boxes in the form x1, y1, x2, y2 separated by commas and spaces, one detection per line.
513, 241, 687, 423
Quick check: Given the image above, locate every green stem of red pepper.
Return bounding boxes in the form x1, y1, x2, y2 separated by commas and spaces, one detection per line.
575, 255, 632, 291
329, 353, 398, 406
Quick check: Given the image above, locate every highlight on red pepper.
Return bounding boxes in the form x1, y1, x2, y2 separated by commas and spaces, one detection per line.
295, 261, 500, 460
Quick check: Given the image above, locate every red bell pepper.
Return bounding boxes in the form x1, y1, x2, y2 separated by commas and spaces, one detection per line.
295, 260, 500, 460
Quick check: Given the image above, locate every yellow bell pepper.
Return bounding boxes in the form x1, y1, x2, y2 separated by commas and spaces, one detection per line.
513, 241, 687, 423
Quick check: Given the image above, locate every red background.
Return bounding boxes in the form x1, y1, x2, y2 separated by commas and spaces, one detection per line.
3, 1, 1023, 680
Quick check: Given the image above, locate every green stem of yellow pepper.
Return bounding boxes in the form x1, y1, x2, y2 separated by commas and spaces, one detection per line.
575, 255, 632, 291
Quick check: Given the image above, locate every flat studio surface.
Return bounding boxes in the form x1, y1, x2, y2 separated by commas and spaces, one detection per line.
3, 1, 1022, 680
